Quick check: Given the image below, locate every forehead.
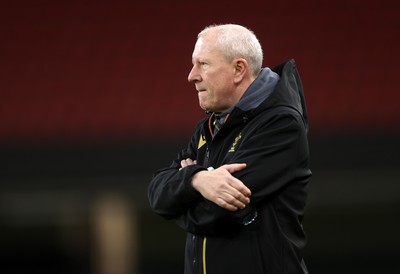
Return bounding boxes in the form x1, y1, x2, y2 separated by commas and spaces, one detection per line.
192, 35, 220, 60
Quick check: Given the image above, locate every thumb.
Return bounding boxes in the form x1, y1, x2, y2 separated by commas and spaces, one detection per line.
222, 163, 247, 174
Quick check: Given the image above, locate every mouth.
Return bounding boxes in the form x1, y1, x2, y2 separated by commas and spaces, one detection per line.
195, 85, 206, 92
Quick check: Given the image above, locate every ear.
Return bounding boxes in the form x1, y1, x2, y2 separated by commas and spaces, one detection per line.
233, 58, 248, 84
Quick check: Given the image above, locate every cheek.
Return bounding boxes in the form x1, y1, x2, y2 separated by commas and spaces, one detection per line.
211, 79, 231, 100
202, 71, 231, 103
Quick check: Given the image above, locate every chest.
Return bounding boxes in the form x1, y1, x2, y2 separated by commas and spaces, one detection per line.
195, 119, 252, 168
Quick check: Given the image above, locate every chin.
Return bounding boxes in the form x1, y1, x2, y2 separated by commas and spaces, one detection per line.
200, 105, 209, 112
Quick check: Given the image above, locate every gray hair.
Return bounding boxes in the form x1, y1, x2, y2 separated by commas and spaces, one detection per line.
198, 24, 263, 77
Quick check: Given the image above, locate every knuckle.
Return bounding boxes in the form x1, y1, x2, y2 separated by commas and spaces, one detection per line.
227, 196, 237, 204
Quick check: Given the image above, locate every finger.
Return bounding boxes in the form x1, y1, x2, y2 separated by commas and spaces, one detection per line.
212, 170, 251, 197
181, 158, 195, 168
228, 178, 251, 197
180, 159, 187, 168
219, 192, 249, 210
187, 158, 196, 165
228, 189, 251, 206
216, 184, 250, 207
222, 163, 247, 174
216, 197, 239, 212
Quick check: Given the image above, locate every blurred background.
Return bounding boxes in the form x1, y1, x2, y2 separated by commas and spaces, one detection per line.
1, 0, 399, 273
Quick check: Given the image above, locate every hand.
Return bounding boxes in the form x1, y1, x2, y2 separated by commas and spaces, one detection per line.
180, 158, 197, 169
191, 163, 251, 211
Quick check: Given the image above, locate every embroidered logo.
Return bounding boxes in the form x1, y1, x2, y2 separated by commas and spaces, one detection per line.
198, 134, 206, 149
228, 132, 242, 152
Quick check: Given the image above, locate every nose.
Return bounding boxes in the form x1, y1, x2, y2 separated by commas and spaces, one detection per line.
188, 65, 200, 83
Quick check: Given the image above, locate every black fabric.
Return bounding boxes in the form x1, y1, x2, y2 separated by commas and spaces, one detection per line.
148, 59, 311, 274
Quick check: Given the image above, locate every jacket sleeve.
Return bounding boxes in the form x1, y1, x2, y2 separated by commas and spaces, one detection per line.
147, 130, 207, 219
173, 112, 311, 235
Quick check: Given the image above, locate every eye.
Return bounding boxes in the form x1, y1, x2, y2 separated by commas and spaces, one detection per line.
199, 61, 208, 68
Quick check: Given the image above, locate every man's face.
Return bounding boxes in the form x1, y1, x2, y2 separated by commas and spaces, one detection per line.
188, 35, 236, 113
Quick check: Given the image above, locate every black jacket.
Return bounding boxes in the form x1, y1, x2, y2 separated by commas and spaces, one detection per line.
148, 59, 312, 274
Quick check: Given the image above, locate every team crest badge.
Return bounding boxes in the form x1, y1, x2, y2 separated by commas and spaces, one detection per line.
228, 132, 242, 152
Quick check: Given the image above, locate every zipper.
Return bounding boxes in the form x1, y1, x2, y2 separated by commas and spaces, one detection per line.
204, 147, 210, 168
192, 235, 207, 274
192, 235, 197, 273
202, 237, 207, 274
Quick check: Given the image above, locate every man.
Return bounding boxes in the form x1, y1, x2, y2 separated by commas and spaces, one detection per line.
148, 24, 311, 274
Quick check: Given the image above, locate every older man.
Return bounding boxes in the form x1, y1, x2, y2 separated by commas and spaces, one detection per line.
148, 24, 312, 274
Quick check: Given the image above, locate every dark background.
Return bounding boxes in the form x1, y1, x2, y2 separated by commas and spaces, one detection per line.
1, 0, 399, 273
